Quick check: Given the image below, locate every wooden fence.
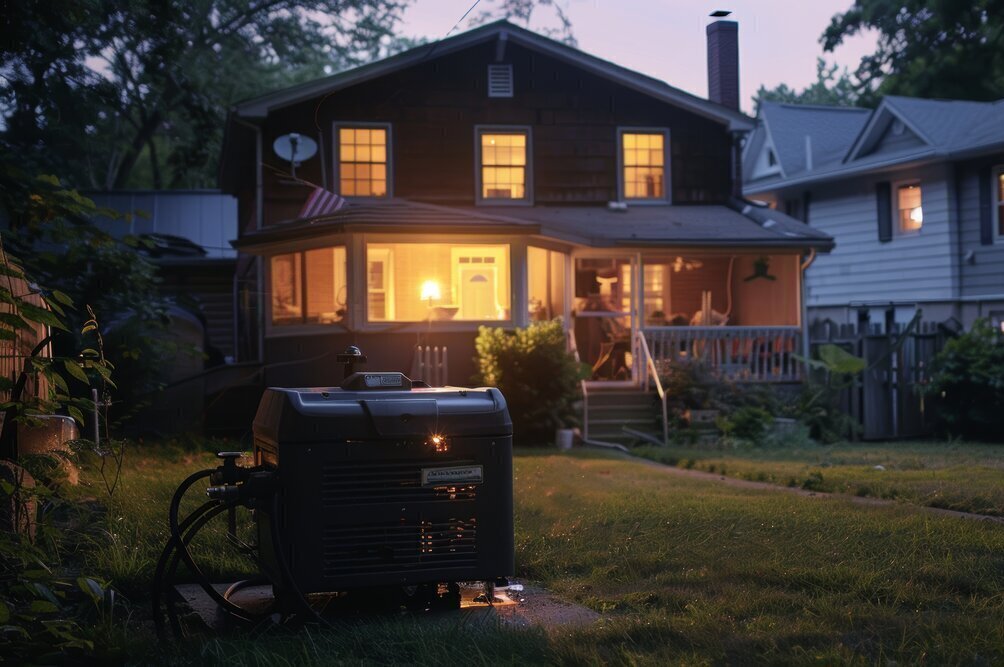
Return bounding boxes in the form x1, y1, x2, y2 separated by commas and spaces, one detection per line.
808, 320, 947, 440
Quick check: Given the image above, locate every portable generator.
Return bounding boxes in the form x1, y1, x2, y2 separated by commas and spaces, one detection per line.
251, 370, 514, 606
151, 353, 514, 636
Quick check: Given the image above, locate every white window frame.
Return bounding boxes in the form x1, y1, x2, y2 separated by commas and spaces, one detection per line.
994, 165, 1004, 243
892, 179, 923, 236
332, 121, 393, 199
617, 127, 671, 204
474, 125, 533, 205
366, 246, 395, 321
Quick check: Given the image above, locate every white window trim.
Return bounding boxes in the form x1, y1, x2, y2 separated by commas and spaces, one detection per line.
994, 165, 1004, 243
474, 125, 533, 206
617, 127, 672, 205
265, 242, 350, 337
892, 179, 923, 237
332, 121, 393, 199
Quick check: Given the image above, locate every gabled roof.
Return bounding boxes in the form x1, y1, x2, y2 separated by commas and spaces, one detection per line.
233, 198, 833, 252
744, 102, 869, 186
745, 96, 1004, 194
232, 20, 752, 131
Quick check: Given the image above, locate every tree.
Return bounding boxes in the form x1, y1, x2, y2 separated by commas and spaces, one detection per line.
753, 57, 863, 113
1, 0, 574, 191
823, 0, 1004, 101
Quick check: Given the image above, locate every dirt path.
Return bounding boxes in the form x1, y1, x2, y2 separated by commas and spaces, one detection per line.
624, 453, 1004, 526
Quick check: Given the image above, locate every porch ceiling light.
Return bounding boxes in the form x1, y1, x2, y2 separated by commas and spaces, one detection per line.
420, 280, 441, 302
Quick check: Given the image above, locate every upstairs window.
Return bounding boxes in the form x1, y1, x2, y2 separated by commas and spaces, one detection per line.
477, 128, 529, 203
271, 246, 347, 326
337, 125, 389, 197
995, 167, 1004, 239
620, 130, 668, 202
896, 183, 923, 233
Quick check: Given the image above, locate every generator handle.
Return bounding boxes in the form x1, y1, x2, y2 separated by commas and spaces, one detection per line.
335, 345, 367, 380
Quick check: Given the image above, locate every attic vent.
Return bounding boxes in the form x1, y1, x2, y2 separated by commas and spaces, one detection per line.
487, 64, 513, 98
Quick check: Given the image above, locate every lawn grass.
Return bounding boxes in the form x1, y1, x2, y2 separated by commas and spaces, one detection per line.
69, 443, 1004, 665
632, 440, 1004, 517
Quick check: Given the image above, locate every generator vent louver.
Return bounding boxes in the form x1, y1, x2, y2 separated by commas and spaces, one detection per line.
321, 460, 478, 506
487, 64, 514, 97
322, 518, 478, 577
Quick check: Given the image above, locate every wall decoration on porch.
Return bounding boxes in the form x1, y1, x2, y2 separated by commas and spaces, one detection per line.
744, 256, 777, 282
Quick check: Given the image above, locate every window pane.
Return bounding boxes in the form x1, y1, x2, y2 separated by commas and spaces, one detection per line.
304, 247, 347, 324
366, 243, 511, 322
528, 247, 566, 321
338, 126, 388, 198
622, 133, 665, 199
897, 184, 923, 232
480, 132, 527, 200
271, 253, 302, 325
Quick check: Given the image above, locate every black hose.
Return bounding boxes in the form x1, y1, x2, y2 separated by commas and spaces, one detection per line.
152, 498, 217, 639
168, 470, 253, 620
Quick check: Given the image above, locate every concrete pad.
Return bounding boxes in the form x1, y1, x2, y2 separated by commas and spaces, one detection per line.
173, 579, 600, 633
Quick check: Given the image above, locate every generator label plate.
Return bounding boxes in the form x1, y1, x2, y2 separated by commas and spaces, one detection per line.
421, 465, 484, 487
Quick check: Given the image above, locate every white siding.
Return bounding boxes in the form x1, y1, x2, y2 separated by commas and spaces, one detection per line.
956, 155, 1004, 298
87, 191, 238, 259
803, 164, 956, 306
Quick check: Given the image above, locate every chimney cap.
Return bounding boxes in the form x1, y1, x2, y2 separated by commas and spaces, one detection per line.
710, 10, 732, 17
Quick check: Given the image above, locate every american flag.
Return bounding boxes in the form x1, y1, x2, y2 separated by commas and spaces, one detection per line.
299, 186, 347, 218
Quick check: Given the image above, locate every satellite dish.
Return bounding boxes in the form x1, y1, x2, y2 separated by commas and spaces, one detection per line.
273, 133, 317, 169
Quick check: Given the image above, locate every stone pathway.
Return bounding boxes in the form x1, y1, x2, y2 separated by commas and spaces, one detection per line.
626, 453, 1004, 525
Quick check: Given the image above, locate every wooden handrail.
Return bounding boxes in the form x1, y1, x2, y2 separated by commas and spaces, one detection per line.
637, 330, 669, 446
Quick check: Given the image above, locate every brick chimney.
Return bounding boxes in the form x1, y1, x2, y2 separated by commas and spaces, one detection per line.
706, 20, 739, 111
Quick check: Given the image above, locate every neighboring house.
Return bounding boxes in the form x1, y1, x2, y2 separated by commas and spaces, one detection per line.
744, 98, 1004, 331
87, 190, 239, 362
219, 18, 832, 422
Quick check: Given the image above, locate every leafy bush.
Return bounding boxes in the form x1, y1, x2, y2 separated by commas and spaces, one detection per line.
924, 319, 1004, 441
796, 344, 865, 443
716, 406, 773, 445
474, 319, 587, 444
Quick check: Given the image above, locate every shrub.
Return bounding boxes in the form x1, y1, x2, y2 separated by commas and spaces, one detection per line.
473, 318, 587, 444
924, 319, 1004, 441
716, 406, 773, 445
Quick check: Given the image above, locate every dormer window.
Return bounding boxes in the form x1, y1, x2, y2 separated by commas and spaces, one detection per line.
335, 123, 390, 197
619, 129, 669, 202
476, 127, 530, 204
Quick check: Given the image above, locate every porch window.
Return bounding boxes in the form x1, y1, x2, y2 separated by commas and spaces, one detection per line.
620, 130, 667, 201
270, 246, 347, 326
896, 183, 923, 233
527, 247, 566, 321
477, 129, 529, 202
337, 126, 389, 197
995, 167, 1004, 239
365, 243, 511, 322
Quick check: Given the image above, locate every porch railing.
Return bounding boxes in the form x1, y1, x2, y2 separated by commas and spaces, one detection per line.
642, 326, 803, 383
636, 330, 669, 445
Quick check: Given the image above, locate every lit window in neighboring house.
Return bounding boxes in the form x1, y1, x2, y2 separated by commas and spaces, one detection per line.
270, 246, 347, 326
479, 131, 528, 201
338, 126, 388, 197
897, 183, 923, 233
995, 168, 1004, 238
366, 243, 511, 322
621, 131, 666, 200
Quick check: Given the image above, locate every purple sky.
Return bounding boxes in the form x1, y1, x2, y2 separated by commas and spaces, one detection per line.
400, 0, 879, 113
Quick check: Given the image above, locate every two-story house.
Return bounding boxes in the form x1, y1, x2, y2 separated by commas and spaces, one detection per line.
744, 97, 1004, 332
220, 19, 832, 416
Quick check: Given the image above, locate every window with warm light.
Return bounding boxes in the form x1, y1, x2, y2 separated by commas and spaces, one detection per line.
270, 246, 347, 326
366, 243, 511, 322
620, 131, 667, 201
337, 126, 389, 197
477, 130, 528, 202
995, 167, 1004, 239
527, 247, 566, 321
896, 183, 923, 233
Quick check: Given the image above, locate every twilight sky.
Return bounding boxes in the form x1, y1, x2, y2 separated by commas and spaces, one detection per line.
399, 0, 879, 113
